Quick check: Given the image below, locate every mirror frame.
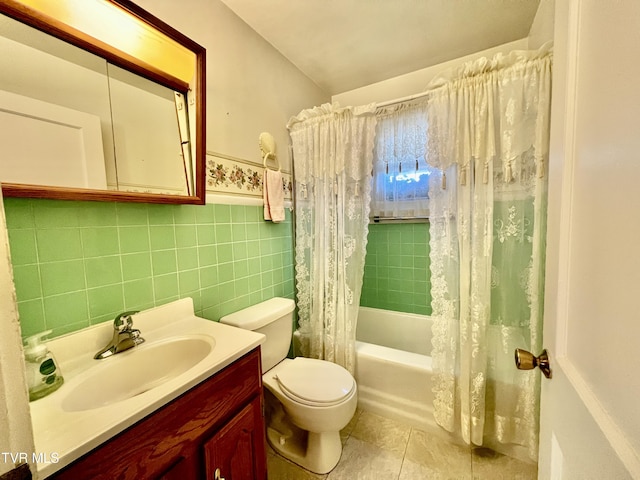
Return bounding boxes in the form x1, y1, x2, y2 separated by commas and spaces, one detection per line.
0, 0, 206, 204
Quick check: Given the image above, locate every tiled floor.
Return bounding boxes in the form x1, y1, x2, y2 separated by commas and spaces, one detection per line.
266, 409, 538, 480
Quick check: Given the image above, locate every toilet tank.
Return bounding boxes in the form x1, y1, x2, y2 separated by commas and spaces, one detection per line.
219, 297, 295, 373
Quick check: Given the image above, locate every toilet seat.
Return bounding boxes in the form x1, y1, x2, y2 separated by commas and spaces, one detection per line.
273, 357, 355, 407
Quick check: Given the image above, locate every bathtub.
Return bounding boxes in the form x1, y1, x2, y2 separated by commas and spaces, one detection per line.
355, 306, 435, 432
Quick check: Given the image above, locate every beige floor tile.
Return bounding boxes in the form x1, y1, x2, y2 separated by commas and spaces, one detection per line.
327, 437, 403, 480
471, 448, 537, 480
350, 410, 411, 456
340, 407, 363, 444
267, 453, 327, 480
404, 428, 472, 479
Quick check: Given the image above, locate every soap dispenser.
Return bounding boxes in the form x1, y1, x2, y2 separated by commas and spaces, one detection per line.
23, 330, 64, 401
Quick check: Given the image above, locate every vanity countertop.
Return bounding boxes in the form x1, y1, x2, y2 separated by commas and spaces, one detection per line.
28, 298, 264, 478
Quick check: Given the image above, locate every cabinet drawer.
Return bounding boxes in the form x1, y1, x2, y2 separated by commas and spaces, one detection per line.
51, 348, 262, 479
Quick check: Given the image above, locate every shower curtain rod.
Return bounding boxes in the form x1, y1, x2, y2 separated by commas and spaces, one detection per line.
375, 90, 431, 109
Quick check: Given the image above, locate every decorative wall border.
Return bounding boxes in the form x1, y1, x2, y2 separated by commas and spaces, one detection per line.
205, 151, 292, 200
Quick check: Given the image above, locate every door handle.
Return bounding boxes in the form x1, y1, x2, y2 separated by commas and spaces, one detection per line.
515, 348, 552, 379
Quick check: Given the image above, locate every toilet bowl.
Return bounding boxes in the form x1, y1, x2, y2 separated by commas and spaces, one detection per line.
220, 298, 357, 474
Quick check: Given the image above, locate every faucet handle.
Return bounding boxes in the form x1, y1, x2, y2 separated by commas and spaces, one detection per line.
114, 310, 140, 332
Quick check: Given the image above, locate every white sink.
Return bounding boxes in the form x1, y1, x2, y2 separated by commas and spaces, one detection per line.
61, 335, 214, 412
29, 298, 266, 478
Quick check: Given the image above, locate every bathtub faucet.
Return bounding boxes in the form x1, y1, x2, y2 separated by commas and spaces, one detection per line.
94, 311, 143, 359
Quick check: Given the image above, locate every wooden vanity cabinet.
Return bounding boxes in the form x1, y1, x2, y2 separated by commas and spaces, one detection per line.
50, 348, 267, 480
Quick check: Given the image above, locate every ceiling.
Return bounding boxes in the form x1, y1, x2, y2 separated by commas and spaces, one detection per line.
220, 0, 541, 95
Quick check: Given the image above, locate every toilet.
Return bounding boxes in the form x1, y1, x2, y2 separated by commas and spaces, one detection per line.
220, 297, 357, 474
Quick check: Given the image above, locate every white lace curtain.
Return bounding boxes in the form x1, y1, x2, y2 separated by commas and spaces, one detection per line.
371, 105, 430, 218
287, 103, 377, 374
427, 46, 552, 460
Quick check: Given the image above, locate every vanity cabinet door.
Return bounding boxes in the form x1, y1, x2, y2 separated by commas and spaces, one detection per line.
204, 397, 266, 480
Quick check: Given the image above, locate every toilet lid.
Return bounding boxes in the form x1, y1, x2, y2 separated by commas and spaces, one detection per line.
274, 357, 355, 407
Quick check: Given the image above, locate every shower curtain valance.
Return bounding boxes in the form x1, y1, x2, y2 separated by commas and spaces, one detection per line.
425, 43, 553, 185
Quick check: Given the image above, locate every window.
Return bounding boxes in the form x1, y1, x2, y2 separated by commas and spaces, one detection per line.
371, 106, 433, 219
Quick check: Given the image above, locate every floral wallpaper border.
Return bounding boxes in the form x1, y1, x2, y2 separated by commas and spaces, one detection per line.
206, 154, 292, 200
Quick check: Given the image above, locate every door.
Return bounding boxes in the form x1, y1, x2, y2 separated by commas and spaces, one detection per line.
203, 397, 267, 480
537, 0, 640, 478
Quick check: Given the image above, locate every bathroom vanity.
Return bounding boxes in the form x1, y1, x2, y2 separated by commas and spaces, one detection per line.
29, 298, 267, 479
50, 349, 265, 479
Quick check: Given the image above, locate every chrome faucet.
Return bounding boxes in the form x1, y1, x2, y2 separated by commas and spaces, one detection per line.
94, 311, 144, 359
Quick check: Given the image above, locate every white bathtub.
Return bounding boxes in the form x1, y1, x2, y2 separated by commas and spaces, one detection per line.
355, 306, 435, 432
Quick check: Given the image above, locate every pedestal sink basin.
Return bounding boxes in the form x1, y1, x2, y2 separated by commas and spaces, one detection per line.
61, 335, 214, 412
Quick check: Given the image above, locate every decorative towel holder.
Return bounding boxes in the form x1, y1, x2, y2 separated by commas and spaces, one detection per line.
259, 132, 280, 171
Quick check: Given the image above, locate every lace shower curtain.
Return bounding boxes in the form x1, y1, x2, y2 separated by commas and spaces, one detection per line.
287, 103, 377, 374
427, 46, 552, 460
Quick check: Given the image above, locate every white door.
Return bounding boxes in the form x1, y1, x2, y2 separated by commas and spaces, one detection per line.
537, 0, 640, 478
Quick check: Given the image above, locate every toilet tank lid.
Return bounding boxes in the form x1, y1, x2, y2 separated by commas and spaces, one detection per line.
219, 297, 295, 331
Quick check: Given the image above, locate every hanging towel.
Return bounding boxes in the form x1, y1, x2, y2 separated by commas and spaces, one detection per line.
263, 168, 285, 222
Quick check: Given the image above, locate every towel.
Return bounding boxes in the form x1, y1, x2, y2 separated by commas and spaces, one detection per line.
263, 168, 285, 222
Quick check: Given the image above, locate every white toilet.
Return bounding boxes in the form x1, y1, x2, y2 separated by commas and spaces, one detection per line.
220, 297, 357, 474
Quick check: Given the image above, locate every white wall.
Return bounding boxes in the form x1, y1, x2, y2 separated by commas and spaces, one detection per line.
332, 39, 528, 107
134, 0, 329, 173
528, 0, 555, 49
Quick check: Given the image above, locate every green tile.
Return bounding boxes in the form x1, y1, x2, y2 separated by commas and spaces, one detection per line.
177, 247, 199, 271
179, 269, 200, 294
123, 278, 155, 310
119, 226, 150, 254
195, 204, 215, 224
84, 256, 122, 288
173, 205, 197, 224
3, 199, 34, 229
33, 200, 81, 228
17, 299, 46, 337
218, 263, 234, 283
217, 244, 233, 263
36, 228, 83, 262
245, 224, 260, 241
199, 265, 218, 288
153, 273, 179, 301
7, 229, 38, 265
213, 204, 231, 223
12, 264, 41, 301
218, 281, 234, 301
200, 285, 219, 309
232, 224, 246, 241
232, 242, 248, 260
234, 277, 250, 296
151, 250, 177, 276
149, 225, 176, 250
40, 260, 85, 296
43, 291, 89, 332
233, 260, 249, 278
78, 202, 117, 226
248, 274, 262, 292
197, 245, 217, 266
175, 225, 197, 248
121, 253, 152, 281
215, 224, 232, 243
246, 240, 261, 259
81, 227, 119, 257
196, 225, 215, 245
87, 284, 124, 319
116, 203, 148, 226
230, 205, 246, 222
147, 204, 174, 225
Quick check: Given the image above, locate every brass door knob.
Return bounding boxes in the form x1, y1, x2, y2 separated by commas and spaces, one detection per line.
515, 348, 552, 379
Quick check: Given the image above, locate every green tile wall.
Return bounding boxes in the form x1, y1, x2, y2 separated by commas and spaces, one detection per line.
360, 222, 431, 315
4, 198, 294, 338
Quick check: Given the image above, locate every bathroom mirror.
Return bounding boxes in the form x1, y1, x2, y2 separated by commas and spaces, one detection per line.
0, 0, 206, 204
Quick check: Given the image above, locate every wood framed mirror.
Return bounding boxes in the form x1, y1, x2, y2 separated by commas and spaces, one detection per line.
0, 0, 206, 204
